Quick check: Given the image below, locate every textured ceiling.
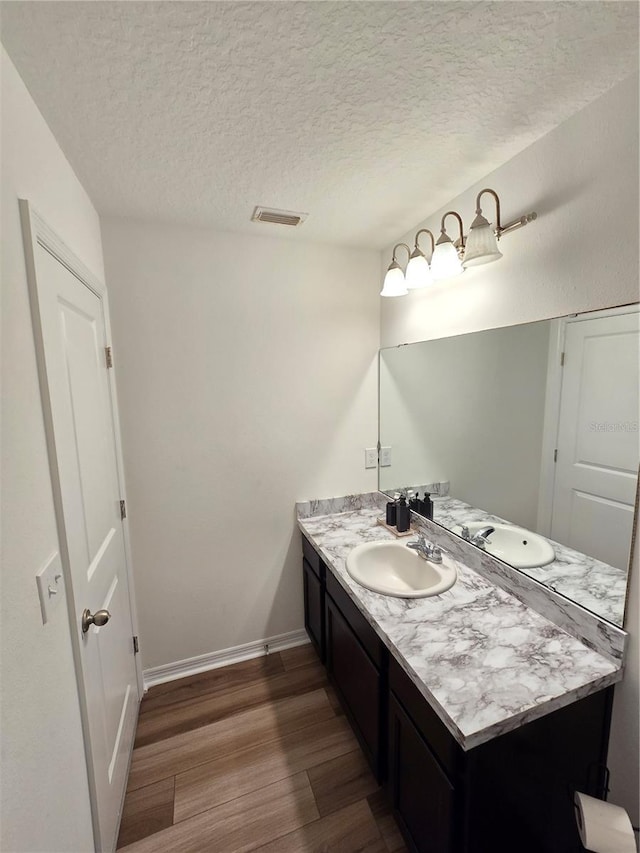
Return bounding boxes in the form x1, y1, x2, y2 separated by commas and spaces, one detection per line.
1, 1, 638, 248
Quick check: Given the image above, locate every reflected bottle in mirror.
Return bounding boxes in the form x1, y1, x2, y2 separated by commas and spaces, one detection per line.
420, 492, 433, 520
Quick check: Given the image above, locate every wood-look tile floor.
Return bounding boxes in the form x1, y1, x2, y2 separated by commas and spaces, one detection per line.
117, 644, 408, 852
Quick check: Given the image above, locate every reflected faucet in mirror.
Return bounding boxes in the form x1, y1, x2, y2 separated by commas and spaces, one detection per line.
460, 525, 495, 549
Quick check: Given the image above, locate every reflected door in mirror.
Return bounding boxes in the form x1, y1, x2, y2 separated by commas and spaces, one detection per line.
551, 311, 639, 571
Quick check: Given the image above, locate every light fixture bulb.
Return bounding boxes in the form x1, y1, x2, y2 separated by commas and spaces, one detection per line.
405, 249, 433, 290
463, 211, 503, 267
380, 261, 408, 297
430, 233, 464, 280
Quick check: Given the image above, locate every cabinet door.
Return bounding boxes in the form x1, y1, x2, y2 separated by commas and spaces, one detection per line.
389, 693, 455, 853
303, 558, 324, 662
325, 594, 381, 777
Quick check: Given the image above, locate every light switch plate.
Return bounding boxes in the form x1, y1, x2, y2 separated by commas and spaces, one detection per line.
380, 446, 392, 467
365, 448, 378, 469
35, 552, 64, 625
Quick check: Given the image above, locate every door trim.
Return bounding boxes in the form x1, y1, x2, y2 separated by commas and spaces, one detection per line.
19, 199, 143, 850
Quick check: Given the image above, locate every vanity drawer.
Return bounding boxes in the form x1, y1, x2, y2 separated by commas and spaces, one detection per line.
326, 569, 384, 668
389, 656, 460, 783
302, 535, 324, 580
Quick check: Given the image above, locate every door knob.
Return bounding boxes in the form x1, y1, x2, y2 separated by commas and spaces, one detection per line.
82, 608, 111, 634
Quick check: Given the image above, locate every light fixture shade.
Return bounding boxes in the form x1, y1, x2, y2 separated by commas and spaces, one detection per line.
463, 212, 503, 267
380, 262, 408, 297
405, 251, 433, 290
431, 238, 463, 280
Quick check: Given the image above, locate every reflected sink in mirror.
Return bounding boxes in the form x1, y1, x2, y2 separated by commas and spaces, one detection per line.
346, 540, 457, 598
452, 522, 555, 569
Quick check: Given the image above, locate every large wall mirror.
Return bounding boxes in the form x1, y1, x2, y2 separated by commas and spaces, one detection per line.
379, 304, 639, 627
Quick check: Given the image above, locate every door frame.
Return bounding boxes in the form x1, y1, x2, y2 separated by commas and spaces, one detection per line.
536, 303, 640, 539
19, 199, 143, 850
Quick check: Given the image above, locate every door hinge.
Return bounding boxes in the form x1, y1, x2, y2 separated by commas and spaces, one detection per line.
553, 449, 558, 463
105, 346, 113, 369
120, 499, 127, 520
560, 351, 565, 366
133, 636, 139, 654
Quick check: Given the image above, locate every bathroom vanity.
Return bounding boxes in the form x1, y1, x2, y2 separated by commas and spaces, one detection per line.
298, 498, 625, 853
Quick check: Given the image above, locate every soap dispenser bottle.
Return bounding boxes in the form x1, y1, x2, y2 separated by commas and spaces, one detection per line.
396, 495, 410, 532
408, 491, 420, 513
386, 493, 398, 526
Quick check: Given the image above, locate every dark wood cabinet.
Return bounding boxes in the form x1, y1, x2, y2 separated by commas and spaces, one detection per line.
389, 691, 456, 853
388, 652, 612, 853
325, 592, 385, 779
301, 536, 325, 662
301, 534, 386, 779
464, 685, 612, 853
303, 558, 324, 662
300, 533, 613, 853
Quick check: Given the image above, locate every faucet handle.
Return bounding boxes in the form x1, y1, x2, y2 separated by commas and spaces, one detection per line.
426, 543, 444, 564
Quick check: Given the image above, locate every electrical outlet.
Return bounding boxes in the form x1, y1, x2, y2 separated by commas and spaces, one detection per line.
380, 446, 392, 467
365, 448, 378, 469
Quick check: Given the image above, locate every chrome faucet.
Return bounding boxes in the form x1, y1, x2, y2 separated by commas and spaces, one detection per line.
406, 534, 443, 564
460, 525, 495, 549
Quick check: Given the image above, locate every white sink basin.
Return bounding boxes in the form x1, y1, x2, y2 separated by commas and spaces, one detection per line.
346, 540, 457, 598
452, 522, 555, 569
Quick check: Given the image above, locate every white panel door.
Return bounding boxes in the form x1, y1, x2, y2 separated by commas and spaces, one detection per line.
23, 209, 139, 852
551, 309, 639, 570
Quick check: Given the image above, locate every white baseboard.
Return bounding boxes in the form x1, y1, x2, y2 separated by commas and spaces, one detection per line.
142, 629, 310, 690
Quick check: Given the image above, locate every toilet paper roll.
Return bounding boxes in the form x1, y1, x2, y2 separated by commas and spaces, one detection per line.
574, 792, 637, 853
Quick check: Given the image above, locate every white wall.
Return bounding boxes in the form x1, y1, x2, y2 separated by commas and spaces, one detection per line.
0, 48, 97, 852
101, 218, 380, 669
380, 75, 640, 824
380, 322, 550, 529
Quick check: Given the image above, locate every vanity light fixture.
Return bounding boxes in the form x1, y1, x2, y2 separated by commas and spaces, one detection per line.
405, 229, 435, 290
431, 211, 465, 280
463, 188, 537, 267
381, 189, 538, 295
380, 243, 410, 297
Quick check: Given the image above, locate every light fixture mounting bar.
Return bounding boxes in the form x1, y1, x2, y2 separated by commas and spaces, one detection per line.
497, 211, 537, 238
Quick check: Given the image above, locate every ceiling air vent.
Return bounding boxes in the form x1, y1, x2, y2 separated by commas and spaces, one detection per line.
251, 206, 308, 227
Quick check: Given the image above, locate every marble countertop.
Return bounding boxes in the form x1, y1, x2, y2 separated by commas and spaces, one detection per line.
298, 505, 622, 751
430, 495, 628, 626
